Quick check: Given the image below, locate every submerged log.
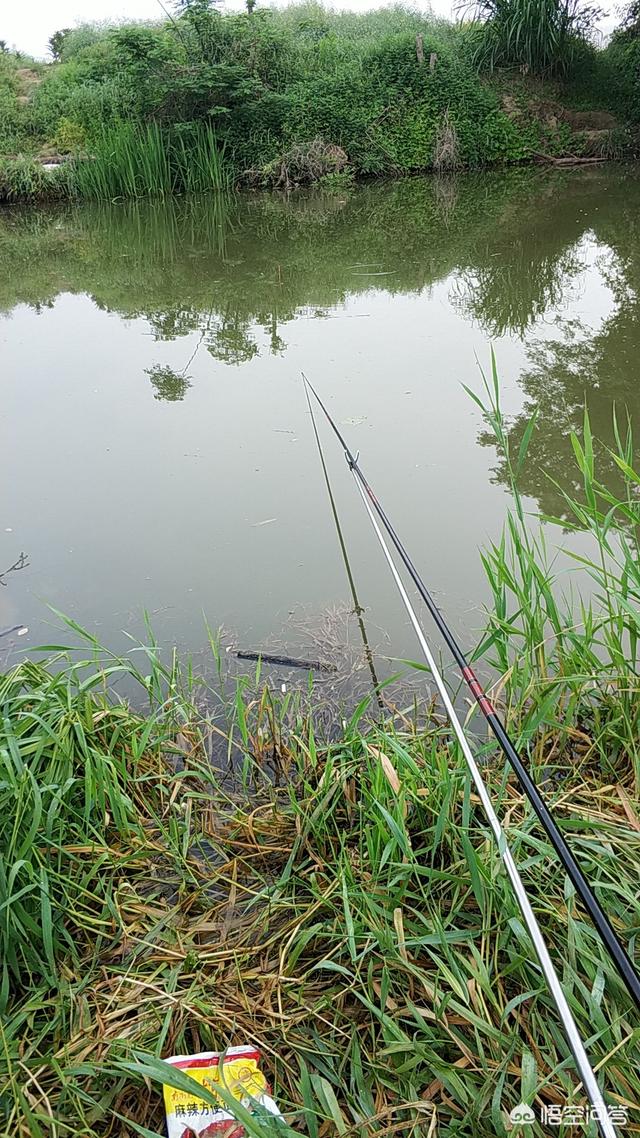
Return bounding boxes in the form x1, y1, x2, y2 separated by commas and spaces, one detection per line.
237, 650, 337, 673
533, 152, 607, 167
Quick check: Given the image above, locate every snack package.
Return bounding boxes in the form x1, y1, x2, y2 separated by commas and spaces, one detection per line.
162, 1046, 282, 1138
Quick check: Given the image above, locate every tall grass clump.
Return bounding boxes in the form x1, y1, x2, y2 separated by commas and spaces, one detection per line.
71, 120, 229, 199
463, 0, 601, 76
469, 351, 640, 793
0, 660, 140, 1002
0, 156, 69, 203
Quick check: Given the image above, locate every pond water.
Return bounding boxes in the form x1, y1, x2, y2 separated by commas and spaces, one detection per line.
2, 165, 639, 683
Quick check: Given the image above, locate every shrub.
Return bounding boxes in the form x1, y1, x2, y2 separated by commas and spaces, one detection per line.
53, 116, 87, 153
253, 135, 348, 187
28, 63, 131, 144
0, 3, 630, 186
0, 156, 69, 202
604, 26, 640, 122
0, 54, 31, 153
0, 90, 23, 153
281, 71, 381, 156
54, 22, 115, 62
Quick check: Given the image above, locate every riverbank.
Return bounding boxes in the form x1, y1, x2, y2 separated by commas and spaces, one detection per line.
1, 3, 639, 203
3, 406, 640, 1137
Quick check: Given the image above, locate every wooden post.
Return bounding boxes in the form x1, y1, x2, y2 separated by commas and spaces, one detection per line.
416, 34, 424, 64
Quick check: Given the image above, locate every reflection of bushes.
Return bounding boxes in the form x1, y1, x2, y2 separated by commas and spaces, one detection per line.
452, 244, 582, 337
206, 316, 260, 365
470, 173, 640, 517
478, 292, 640, 520
3, 161, 640, 526
145, 365, 192, 402
1, 167, 638, 439
0, 169, 626, 334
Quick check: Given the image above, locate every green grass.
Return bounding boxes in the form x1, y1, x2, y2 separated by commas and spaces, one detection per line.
2, 391, 640, 1137
0, 156, 69, 203
462, 0, 600, 77
468, 351, 640, 792
70, 121, 230, 200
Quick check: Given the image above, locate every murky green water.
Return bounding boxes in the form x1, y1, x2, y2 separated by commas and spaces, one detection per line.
2, 166, 639, 674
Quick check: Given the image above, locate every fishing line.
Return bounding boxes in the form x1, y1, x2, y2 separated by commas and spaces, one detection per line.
301, 372, 640, 1014
303, 379, 382, 701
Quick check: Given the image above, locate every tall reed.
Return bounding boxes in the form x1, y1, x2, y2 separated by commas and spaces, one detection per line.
464, 0, 596, 75
71, 120, 230, 199
469, 350, 640, 791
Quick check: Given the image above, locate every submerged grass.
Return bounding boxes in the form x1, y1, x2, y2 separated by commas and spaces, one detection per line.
2, 384, 640, 1137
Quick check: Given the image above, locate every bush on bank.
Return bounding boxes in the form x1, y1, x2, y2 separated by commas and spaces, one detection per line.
0, 2, 635, 201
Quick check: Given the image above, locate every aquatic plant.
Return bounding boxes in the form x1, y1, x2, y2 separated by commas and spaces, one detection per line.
70, 121, 230, 199
469, 352, 640, 791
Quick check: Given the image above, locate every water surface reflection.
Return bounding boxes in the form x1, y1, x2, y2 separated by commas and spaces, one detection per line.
2, 165, 638, 672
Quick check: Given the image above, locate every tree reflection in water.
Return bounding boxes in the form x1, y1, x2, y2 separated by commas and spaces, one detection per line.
2, 166, 640, 516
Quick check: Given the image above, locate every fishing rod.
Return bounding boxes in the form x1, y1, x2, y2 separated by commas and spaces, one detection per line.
350, 465, 616, 1137
304, 386, 615, 1132
302, 373, 640, 1014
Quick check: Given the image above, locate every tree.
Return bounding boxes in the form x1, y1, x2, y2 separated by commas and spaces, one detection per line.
175, 0, 222, 62
48, 28, 71, 60
174, 0, 220, 14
